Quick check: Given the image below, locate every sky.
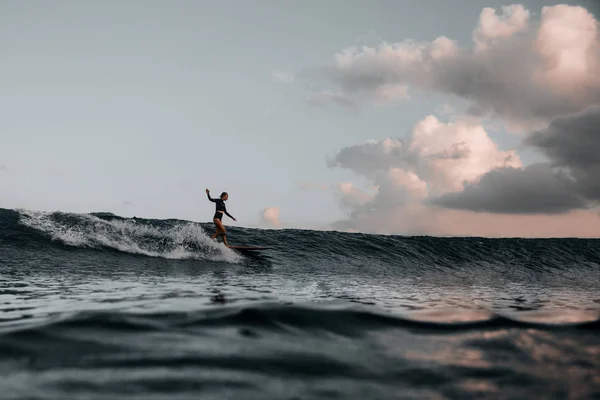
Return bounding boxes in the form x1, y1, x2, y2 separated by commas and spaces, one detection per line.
1, 0, 599, 237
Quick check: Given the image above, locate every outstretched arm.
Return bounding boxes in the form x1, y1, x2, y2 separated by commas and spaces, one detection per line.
224, 208, 237, 221
206, 189, 216, 202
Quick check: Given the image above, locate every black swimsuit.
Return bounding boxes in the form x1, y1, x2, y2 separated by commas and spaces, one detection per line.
207, 193, 234, 221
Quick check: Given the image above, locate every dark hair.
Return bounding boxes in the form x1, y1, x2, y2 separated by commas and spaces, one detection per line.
220, 192, 228, 199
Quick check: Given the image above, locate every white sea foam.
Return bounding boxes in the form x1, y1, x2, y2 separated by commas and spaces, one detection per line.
18, 210, 242, 263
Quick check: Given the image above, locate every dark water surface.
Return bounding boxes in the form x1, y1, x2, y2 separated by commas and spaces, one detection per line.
1, 208, 599, 399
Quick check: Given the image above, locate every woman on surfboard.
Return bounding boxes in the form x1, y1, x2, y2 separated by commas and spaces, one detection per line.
206, 188, 236, 247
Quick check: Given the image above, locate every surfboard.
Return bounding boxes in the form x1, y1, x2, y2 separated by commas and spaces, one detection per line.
228, 245, 271, 251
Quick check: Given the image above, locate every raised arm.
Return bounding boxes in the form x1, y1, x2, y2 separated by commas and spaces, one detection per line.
206, 189, 216, 202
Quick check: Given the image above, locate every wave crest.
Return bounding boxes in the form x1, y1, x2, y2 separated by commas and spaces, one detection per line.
17, 210, 241, 263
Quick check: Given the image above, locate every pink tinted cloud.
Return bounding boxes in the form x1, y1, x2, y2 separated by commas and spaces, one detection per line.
473, 4, 530, 49
315, 4, 600, 127
329, 115, 520, 195
260, 207, 281, 227
534, 5, 600, 94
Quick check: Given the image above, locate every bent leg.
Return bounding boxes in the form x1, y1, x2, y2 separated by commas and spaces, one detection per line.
214, 219, 229, 246
212, 218, 225, 240
215, 219, 226, 234
213, 218, 227, 242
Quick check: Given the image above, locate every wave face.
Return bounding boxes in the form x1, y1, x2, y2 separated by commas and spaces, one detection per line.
1, 207, 600, 399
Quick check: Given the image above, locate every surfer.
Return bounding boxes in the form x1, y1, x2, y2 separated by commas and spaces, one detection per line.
206, 189, 237, 247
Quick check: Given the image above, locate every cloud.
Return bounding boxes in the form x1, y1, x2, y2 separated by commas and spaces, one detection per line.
290, 4, 600, 237
473, 4, 530, 50
533, 5, 600, 95
259, 207, 281, 227
307, 90, 359, 113
431, 105, 600, 215
321, 111, 600, 236
373, 84, 409, 104
525, 105, 600, 202
122, 200, 134, 206
435, 104, 454, 116
430, 163, 588, 214
326, 115, 527, 232
0, 165, 8, 172
305, 4, 600, 127
335, 182, 373, 211
525, 106, 600, 170
327, 137, 408, 178
329, 116, 520, 195
272, 70, 295, 83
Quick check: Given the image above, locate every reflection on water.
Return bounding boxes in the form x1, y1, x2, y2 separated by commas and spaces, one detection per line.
2, 267, 599, 329
0, 259, 598, 399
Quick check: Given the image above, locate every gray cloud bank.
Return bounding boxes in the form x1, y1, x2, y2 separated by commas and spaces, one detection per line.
430, 164, 588, 214
433, 106, 600, 214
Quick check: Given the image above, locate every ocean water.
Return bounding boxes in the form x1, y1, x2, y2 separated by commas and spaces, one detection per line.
0, 207, 599, 399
